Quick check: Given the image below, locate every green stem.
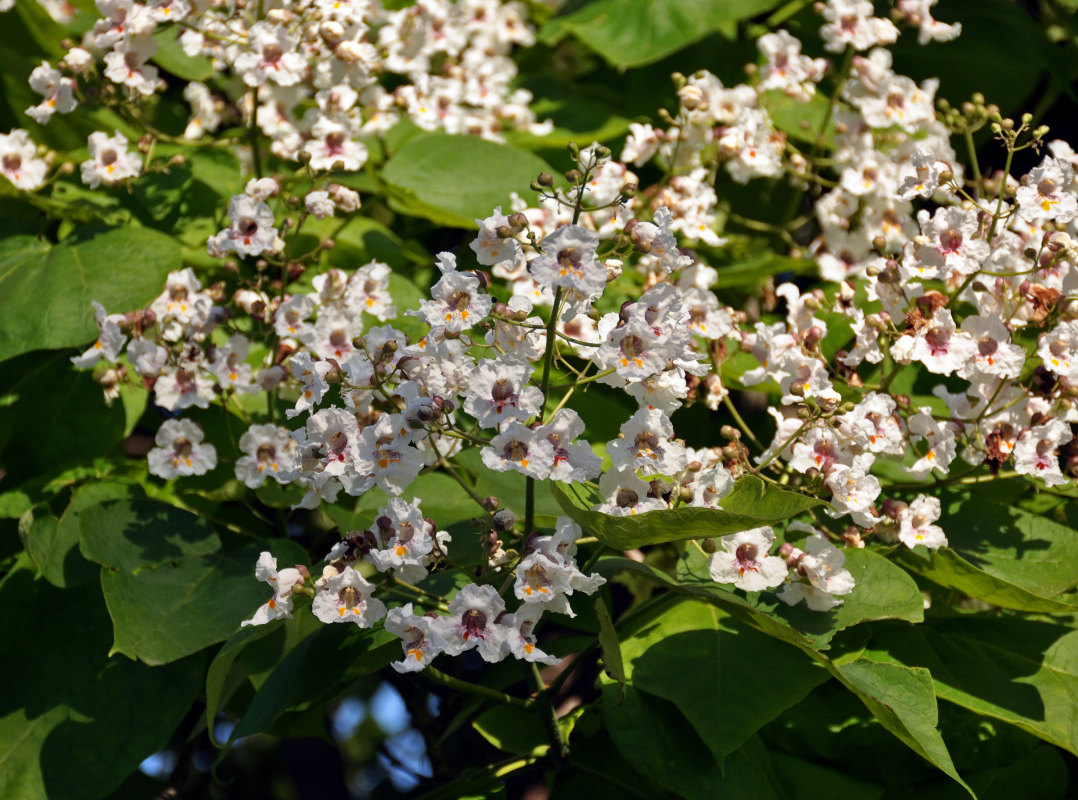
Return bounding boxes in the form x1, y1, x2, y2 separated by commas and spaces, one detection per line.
422, 667, 534, 708
530, 662, 569, 759
962, 128, 983, 198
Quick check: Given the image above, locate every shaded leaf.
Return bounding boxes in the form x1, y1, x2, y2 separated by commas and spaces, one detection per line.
99, 540, 307, 665
473, 705, 548, 756
622, 598, 828, 762
30, 482, 142, 588
868, 617, 1078, 757
594, 593, 625, 700
79, 497, 222, 573
0, 567, 202, 800
837, 659, 972, 796
554, 476, 822, 550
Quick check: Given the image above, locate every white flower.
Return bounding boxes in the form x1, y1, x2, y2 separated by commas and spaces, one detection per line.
103, 36, 159, 95
438, 583, 509, 663
471, 206, 523, 272
367, 497, 436, 579
354, 414, 424, 495
235, 22, 307, 87
0, 129, 47, 190
596, 467, 667, 516
70, 301, 126, 368
463, 356, 542, 429
154, 365, 215, 412
313, 566, 386, 626
305, 190, 334, 219
778, 527, 856, 611
214, 194, 280, 258
1039, 320, 1078, 383
530, 224, 606, 297
708, 527, 788, 591
481, 422, 555, 479
606, 407, 687, 476
26, 61, 77, 124
825, 457, 882, 528
147, 418, 217, 479
235, 424, 299, 489
240, 551, 305, 627
536, 409, 601, 483
897, 495, 948, 549
1013, 419, 1072, 487
503, 606, 559, 665
385, 603, 447, 672
80, 130, 141, 188
414, 260, 492, 334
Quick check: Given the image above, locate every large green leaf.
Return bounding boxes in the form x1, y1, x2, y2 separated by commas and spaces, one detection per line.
539, 0, 781, 68
0, 227, 179, 362
621, 598, 828, 763
601, 684, 781, 800
381, 133, 551, 228
677, 545, 925, 649
473, 705, 549, 756
0, 567, 202, 800
867, 617, 1078, 757
836, 658, 972, 796
554, 476, 822, 549
26, 482, 142, 588
97, 540, 308, 666
204, 610, 322, 745
0, 352, 127, 483
897, 547, 1078, 614
896, 492, 1078, 611
78, 497, 222, 573
228, 623, 398, 742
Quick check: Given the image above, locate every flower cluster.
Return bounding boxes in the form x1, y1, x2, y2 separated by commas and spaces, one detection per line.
58, 0, 1078, 654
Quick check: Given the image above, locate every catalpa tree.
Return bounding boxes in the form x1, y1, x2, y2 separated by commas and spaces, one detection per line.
3, 0, 1078, 798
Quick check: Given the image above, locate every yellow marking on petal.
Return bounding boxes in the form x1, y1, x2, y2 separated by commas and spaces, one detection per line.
339, 607, 346, 616
395, 545, 406, 556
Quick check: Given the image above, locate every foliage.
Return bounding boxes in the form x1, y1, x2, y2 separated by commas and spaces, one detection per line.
3, 0, 1078, 799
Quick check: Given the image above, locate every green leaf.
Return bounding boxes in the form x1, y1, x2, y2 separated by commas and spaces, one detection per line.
152, 27, 215, 81
504, 95, 631, 151
867, 617, 1078, 757
204, 611, 321, 745
677, 545, 925, 649
30, 482, 142, 588
99, 540, 307, 666
78, 497, 222, 573
594, 593, 626, 700
764, 90, 836, 147
0, 353, 127, 484
473, 705, 548, 756
897, 547, 1078, 614
0, 567, 202, 800
836, 658, 972, 796
539, 0, 781, 68
553, 476, 822, 550
0, 227, 180, 362
621, 598, 827, 762
381, 133, 552, 228
229, 623, 398, 741
897, 492, 1078, 612
601, 684, 783, 800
